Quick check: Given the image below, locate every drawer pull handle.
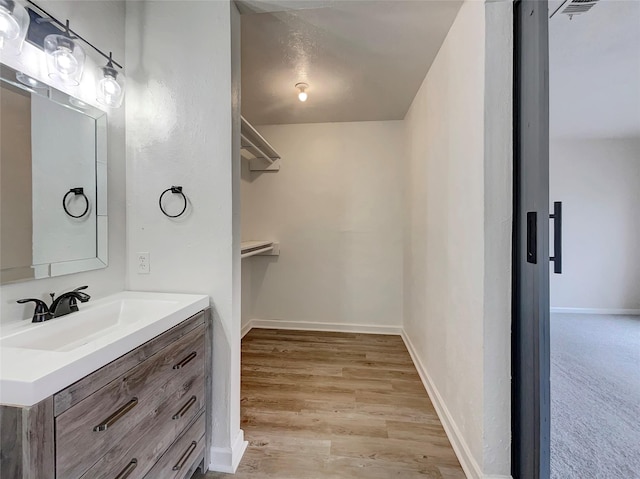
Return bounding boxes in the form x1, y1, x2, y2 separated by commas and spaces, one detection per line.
172, 395, 197, 420
93, 398, 138, 432
173, 441, 198, 471
114, 459, 137, 479
173, 351, 197, 369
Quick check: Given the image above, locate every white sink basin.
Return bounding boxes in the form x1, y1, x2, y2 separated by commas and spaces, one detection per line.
0, 291, 209, 406
1, 299, 178, 352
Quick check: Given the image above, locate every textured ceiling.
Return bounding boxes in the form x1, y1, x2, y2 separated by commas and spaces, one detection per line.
550, 0, 640, 138
240, 0, 463, 125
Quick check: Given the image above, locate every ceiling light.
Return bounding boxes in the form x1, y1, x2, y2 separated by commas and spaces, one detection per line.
44, 20, 85, 85
296, 82, 308, 102
97, 52, 125, 108
0, 0, 28, 51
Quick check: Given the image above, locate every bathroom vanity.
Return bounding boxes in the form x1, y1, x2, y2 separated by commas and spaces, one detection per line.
0, 292, 211, 479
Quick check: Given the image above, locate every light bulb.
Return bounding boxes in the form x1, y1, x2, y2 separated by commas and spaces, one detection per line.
45, 34, 85, 85
53, 47, 79, 75
97, 63, 125, 108
295, 82, 309, 103
99, 75, 120, 99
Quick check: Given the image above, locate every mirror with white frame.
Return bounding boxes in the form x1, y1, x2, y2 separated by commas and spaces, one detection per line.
0, 63, 107, 284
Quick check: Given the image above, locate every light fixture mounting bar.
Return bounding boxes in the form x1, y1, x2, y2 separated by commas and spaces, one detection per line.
24, 0, 123, 69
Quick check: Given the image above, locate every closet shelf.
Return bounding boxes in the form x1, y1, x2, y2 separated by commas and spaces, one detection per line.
241, 116, 280, 172
241, 240, 280, 259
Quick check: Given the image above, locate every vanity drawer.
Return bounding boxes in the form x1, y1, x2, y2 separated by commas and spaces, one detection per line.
143, 411, 206, 479
78, 372, 205, 479
56, 323, 205, 479
54, 312, 205, 415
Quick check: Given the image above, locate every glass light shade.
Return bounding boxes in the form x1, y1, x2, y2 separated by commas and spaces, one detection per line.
44, 34, 85, 85
298, 91, 308, 102
96, 65, 125, 108
0, 0, 29, 53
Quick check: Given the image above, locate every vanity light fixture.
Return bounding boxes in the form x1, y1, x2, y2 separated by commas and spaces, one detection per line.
44, 20, 85, 86
0, 0, 28, 51
296, 82, 308, 102
23, 0, 126, 107
97, 52, 125, 108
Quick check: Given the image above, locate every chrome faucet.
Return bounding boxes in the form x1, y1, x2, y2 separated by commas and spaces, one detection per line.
17, 286, 91, 323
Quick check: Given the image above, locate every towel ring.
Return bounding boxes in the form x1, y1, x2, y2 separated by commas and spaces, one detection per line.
62, 188, 90, 218
159, 186, 187, 218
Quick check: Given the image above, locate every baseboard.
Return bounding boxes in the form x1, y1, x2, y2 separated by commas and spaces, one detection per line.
400, 330, 484, 479
551, 307, 640, 315
241, 320, 253, 338
208, 429, 248, 473
242, 318, 403, 336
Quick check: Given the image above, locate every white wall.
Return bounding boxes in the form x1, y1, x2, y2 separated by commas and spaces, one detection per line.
402, 1, 512, 478
0, 1, 126, 323
550, 138, 640, 311
241, 121, 405, 331
125, 0, 244, 472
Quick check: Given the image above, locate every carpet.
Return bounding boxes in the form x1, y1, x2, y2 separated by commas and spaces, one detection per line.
551, 313, 640, 479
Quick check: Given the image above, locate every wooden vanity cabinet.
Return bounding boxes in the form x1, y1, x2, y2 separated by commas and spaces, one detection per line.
0, 309, 211, 479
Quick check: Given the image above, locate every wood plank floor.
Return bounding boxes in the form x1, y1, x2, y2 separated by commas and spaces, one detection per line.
196, 329, 465, 479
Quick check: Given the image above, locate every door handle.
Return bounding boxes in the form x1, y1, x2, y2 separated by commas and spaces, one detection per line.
550, 201, 562, 274
527, 212, 537, 264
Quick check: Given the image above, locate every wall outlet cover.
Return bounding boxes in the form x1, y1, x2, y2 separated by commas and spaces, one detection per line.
137, 252, 150, 274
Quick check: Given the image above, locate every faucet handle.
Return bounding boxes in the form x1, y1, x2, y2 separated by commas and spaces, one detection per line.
73, 286, 89, 292
16, 299, 51, 323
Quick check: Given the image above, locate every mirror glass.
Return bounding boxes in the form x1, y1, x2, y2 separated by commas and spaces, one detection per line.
0, 64, 108, 284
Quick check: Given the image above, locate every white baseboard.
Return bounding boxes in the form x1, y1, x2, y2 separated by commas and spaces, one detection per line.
208, 429, 248, 473
241, 318, 403, 336
241, 321, 253, 338
551, 307, 640, 315
400, 330, 484, 479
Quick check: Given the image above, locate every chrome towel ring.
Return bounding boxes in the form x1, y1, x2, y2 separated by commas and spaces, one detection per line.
62, 187, 90, 218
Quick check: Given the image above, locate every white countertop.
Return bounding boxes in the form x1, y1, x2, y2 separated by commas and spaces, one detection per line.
0, 291, 209, 407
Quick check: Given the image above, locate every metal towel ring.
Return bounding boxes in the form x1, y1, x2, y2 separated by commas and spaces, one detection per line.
62, 188, 90, 218
159, 186, 187, 218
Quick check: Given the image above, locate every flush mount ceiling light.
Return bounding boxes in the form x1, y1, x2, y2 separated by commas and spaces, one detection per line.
296, 82, 308, 102
44, 20, 85, 85
97, 51, 125, 108
0, 0, 28, 51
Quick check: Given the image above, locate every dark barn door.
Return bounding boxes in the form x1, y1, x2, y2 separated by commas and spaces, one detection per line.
512, 1, 551, 478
